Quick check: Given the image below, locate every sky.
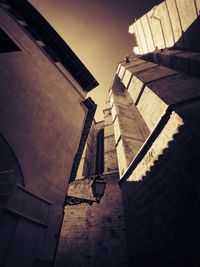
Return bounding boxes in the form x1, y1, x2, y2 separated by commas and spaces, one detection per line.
29, 0, 162, 121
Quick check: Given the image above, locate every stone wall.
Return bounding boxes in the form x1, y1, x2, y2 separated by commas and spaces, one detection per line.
120, 110, 200, 266
115, 24, 200, 265
129, 0, 200, 54
55, 172, 128, 267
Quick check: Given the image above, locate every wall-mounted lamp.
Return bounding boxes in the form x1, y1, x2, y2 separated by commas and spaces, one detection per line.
65, 176, 106, 206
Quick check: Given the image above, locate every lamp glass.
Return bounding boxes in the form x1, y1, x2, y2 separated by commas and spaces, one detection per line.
92, 179, 106, 199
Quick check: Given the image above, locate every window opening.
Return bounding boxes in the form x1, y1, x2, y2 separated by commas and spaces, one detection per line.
95, 129, 104, 175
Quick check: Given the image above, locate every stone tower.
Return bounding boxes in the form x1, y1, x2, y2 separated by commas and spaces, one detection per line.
56, 0, 200, 266
55, 104, 128, 267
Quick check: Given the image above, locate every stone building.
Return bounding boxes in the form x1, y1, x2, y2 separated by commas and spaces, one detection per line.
57, 0, 200, 266
0, 0, 98, 266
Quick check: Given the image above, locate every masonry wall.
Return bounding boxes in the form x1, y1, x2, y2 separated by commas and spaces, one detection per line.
103, 108, 118, 173
55, 106, 128, 267
114, 30, 200, 265
55, 172, 128, 267
121, 111, 200, 266
129, 0, 200, 54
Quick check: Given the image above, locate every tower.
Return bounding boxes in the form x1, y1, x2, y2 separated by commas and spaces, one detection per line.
56, 104, 128, 267
57, 0, 200, 266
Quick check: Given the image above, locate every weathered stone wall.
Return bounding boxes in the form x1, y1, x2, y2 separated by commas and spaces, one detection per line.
142, 49, 200, 80
120, 109, 200, 266
55, 103, 127, 267
110, 74, 150, 178
103, 108, 118, 173
115, 37, 200, 265
55, 172, 128, 267
129, 0, 200, 54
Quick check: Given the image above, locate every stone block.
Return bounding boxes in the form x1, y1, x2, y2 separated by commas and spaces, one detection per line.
131, 24, 143, 54
134, 19, 148, 54
128, 66, 178, 104
104, 124, 114, 138
104, 114, 112, 127
147, 73, 200, 106
104, 135, 116, 153
140, 14, 155, 52
113, 115, 145, 144
123, 61, 157, 80
122, 68, 133, 88
112, 103, 137, 121
104, 150, 118, 172
154, 2, 175, 48
166, 0, 183, 48
120, 60, 148, 86
118, 66, 126, 80
116, 137, 144, 177
128, 76, 144, 103
116, 138, 129, 177
121, 60, 158, 90
176, 0, 199, 50
135, 65, 178, 84
137, 85, 168, 131
147, 8, 166, 50
110, 93, 130, 109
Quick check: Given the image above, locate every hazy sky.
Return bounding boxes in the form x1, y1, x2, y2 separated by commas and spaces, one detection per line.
29, 0, 162, 121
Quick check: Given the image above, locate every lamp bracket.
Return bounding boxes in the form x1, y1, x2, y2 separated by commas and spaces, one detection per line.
65, 196, 96, 206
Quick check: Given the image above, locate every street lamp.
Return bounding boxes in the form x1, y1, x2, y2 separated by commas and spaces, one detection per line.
65, 176, 106, 206
91, 177, 106, 203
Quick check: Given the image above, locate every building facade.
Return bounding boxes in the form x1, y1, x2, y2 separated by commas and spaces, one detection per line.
0, 0, 98, 266
57, 0, 200, 266
55, 106, 128, 267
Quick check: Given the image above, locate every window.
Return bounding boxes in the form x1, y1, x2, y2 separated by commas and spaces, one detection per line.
0, 27, 20, 53
95, 129, 104, 175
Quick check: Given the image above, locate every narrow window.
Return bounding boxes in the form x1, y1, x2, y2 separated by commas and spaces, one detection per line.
0, 27, 20, 53
95, 129, 104, 175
